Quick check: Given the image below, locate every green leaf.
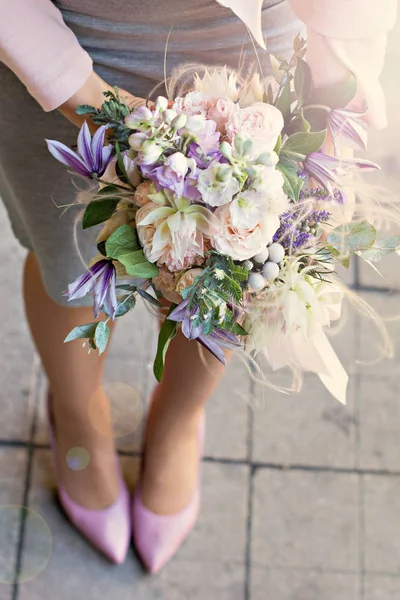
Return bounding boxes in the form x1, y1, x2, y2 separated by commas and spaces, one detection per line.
310, 71, 357, 109
231, 264, 249, 282
124, 259, 159, 279
231, 322, 248, 336
347, 221, 376, 251
286, 109, 311, 135
76, 104, 97, 115
294, 58, 312, 107
273, 135, 282, 155
105, 224, 141, 259
117, 249, 159, 278
267, 83, 275, 105
328, 221, 376, 253
97, 241, 107, 257
275, 78, 292, 124
114, 294, 136, 317
282, 130, 326, 157
94, 321, 110, 355
303, 107, 329, 132
276, 157, 304, 201
153, 305, 178, 382
64, 322, 98, 344
82, 198, 120, 230
359, 236, 400, 262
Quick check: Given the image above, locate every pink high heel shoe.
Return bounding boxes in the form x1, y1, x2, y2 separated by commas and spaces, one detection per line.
132, 412, 205, 573
47, 392, 131, 564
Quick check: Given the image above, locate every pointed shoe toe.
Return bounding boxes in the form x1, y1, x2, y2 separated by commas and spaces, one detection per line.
132, 487, 200, 573
59, 476, 131, 564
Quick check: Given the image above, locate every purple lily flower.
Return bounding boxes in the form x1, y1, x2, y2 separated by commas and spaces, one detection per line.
66, 259, 117, 319
328, 107, 368, 154
168, 299, 240, 365
46, 122, 113, 178
304, 152, 379, 196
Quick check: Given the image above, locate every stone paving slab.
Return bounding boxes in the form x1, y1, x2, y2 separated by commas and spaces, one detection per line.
251, 567, 361, 600
356, 292, 400, 378
358, 377, 400, 471
251, 469, 360, 572
363, 475, 400, 574
252, 375, 357, 468
364, 575, 400, 599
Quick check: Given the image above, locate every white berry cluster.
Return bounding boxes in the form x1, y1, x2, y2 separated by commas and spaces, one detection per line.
245, 243, 285, 292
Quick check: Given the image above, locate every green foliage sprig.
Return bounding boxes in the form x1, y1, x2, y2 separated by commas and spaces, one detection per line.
181, 251, 248, 335
76, 87, 132, 150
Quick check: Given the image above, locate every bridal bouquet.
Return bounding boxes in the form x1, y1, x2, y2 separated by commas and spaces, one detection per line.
46, 36, 399, 403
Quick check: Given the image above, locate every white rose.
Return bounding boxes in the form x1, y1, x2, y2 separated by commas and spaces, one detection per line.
212, 203, 279, 261
248, 166, 289, 214
197, 162, 240, 207
173, 91, 211, 116
226, 102, 283, 156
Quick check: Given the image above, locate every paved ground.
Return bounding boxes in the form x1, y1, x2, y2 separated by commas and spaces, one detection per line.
0, 18, 400, 600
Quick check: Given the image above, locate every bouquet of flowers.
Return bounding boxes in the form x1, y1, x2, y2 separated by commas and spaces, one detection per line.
46, 36, 399, 404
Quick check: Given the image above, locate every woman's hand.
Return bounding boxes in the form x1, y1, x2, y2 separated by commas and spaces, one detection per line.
58, 71, 147, 131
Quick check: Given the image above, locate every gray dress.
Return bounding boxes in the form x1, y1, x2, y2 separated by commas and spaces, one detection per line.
0, 0, 302, 306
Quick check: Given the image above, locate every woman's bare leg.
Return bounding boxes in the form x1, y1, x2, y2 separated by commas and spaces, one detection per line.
140, 328, 231, 514
23, 252, 119, 509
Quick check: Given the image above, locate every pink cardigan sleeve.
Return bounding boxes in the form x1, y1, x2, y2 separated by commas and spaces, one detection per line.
288, 0, 398, 129
0, 0, 93, 111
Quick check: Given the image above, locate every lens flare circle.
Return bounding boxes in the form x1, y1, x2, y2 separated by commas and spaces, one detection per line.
88, 382, 145, 439
66, 447, 90, 471
0, 505, 52, 584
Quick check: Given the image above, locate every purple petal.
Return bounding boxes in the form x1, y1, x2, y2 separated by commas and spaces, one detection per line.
209, 328, 241, 348
45, 139, 91, 177
305, 154, 339, 195
91, 125, 109, 173
102, 268, 117, 318
307, 153, 341, 168
168, 299, 190, 322
93, 262, 115, 318
99, 145, 113, 176
335, 105, 368, 119
343, 157, 380, 171
77, 121, 94, 170
66, 260, 108, 301
181, 317, 203, 340
197, 334, 226, 365
329, 112, 367, 151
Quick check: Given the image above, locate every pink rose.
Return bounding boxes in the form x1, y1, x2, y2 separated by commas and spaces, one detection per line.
175, 268, 204, 295
152, 268, 182, 304
173, 91, 211, 116
161, 245, 204, 273
134, 181, 153, 207
207, 98, 238, 133
212, 203, 279, 261
136, 201, 206, 272
226, 102, 284, 155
